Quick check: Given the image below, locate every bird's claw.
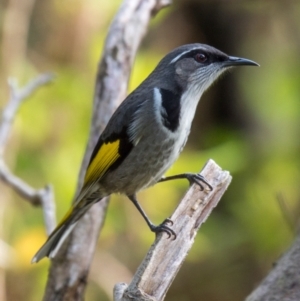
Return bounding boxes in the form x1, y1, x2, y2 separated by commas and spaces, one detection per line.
163, 218, 174, 226
150, 219, 177, 240
186, 173, 213, 191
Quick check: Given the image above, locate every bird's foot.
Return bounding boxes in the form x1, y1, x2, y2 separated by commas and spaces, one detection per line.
150, 218, 177, 240
185, 173, 213, 191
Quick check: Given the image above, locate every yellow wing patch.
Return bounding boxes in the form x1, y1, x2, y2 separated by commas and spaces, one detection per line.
84, 140, 120, 185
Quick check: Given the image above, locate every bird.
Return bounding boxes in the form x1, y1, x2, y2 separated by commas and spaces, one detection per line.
32, 43, 258, 263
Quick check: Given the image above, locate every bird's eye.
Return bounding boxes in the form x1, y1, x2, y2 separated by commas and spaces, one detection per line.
194, 53, 207, 63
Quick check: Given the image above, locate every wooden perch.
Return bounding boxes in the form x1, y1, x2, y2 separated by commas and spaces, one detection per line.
0, 74, 56, 235
114, 159, 232, 301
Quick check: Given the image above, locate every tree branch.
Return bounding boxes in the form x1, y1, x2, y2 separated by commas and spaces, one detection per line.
113, 159, 232, 301
0, 74, 56, 235
0, 74, 54, 155
43, 1, 171, 300
245, 233, 300, 301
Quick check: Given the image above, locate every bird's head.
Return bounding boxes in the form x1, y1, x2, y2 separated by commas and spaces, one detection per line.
154, 43, 259, 95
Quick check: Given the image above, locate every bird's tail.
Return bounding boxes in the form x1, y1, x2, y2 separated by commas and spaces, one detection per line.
31, 202, 93, 263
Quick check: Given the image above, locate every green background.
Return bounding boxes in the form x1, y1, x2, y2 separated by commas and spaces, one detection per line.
0, 0, 300, 300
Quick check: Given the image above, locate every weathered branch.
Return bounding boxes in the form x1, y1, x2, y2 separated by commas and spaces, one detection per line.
245, 233, 300, 301
43, 1, 171, 300
113, 159, 232, 301
0, 74, 54, 155
0, 74, 56, 234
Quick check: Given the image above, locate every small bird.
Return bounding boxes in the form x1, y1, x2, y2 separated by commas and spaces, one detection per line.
32, 43, 258, 263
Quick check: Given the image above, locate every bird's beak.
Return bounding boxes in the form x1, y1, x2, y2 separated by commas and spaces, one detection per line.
223, 56, 259, 67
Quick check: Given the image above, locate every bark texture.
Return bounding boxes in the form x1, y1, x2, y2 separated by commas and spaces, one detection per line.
246, 234, 300, 301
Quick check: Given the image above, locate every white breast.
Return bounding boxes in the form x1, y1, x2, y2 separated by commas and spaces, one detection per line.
154, 84, 205, 176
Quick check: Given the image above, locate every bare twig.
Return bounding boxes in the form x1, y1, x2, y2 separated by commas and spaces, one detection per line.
43, 1, 171, 300
113, 159, 232, 301
0, 73, 54, 155
0, 73, 56, 234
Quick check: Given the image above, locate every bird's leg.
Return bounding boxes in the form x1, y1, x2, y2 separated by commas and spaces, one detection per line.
158, 173, 213, 191
127, 194, 176, 239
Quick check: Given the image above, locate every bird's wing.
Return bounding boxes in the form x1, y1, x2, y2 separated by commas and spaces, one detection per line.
84, 137, 122, 186
75, 92, 149, 205
75, 128, 134, 204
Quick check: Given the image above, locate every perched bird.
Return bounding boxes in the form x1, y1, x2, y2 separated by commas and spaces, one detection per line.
32, 43, 258, 263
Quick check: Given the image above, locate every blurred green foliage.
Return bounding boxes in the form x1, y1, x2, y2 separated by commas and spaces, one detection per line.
1, 0, 300, 300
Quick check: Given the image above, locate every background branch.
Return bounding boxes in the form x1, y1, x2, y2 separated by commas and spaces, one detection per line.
245, 233, 300, 301
0, 74, 54, 155
0, 74, 56, 234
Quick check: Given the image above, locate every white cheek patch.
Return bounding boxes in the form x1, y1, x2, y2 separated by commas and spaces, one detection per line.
128, 87, 172, 145
153, 87, 162, 115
